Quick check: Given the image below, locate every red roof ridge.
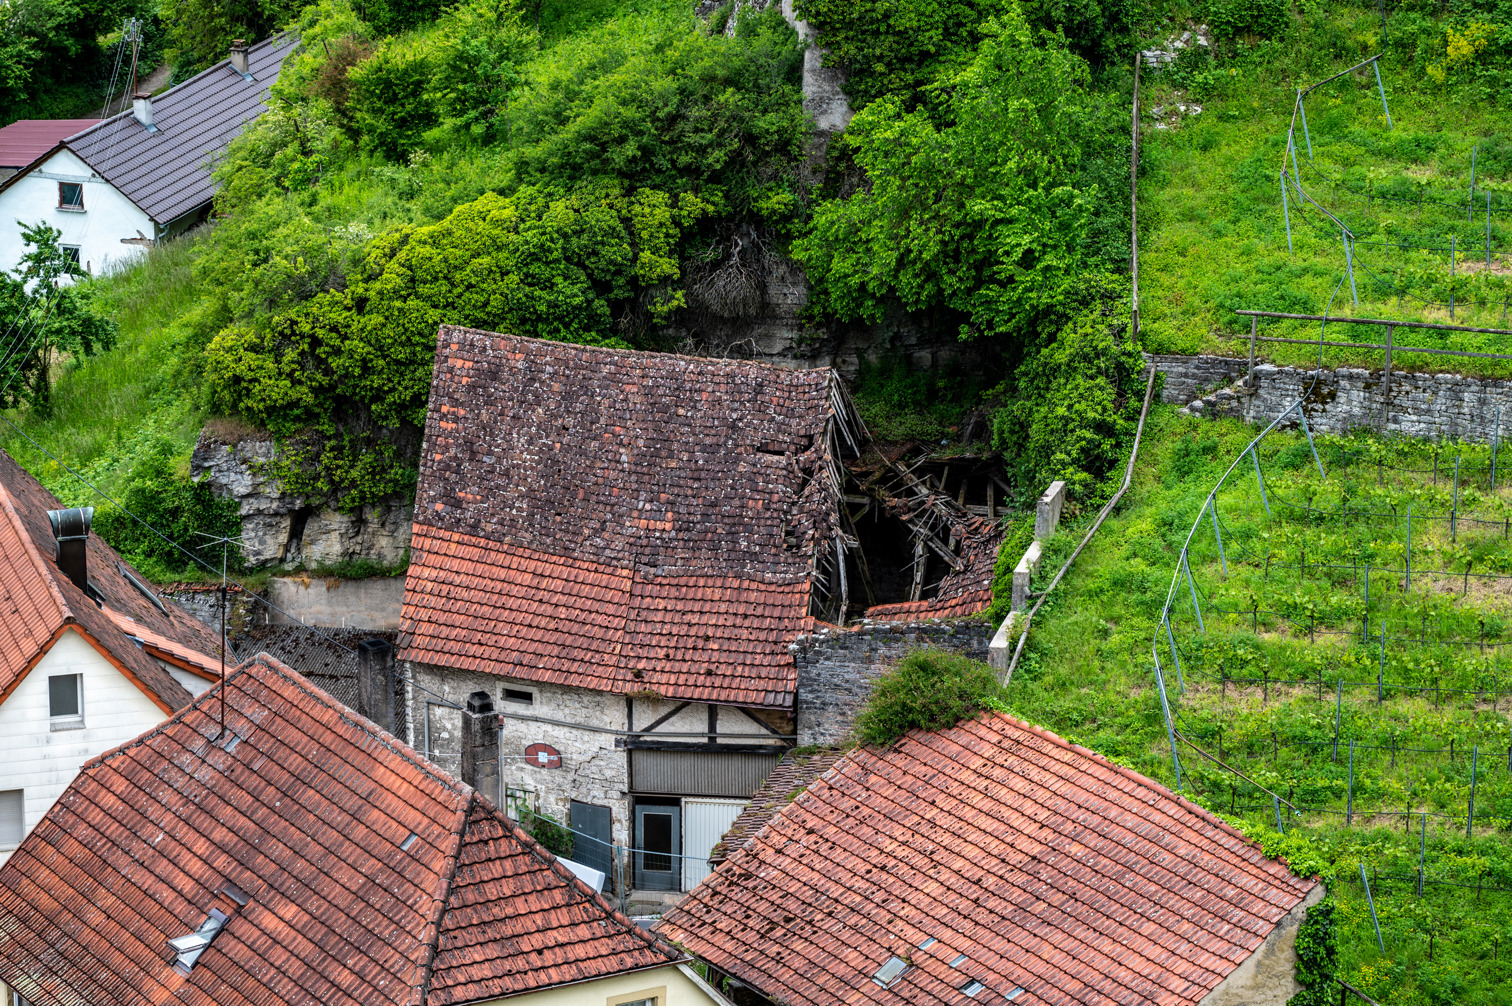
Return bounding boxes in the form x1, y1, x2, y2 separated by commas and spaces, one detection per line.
409, 796, 472, 1006
0, 476, 71, 624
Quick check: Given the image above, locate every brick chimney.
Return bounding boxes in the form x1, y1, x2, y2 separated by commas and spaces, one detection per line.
46, 507, 95, 594
229, 39, 249, 77
131, 92, 154, 130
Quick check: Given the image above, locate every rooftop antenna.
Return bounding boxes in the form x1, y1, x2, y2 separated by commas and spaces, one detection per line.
125, 18, 141, 110
196, 531, 244, 739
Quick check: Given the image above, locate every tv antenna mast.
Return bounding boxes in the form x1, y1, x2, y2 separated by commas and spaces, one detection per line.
195, 531, 244, 739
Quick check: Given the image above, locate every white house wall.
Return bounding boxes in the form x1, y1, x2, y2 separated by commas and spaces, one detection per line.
0, 628, 167, 864
475, 964, 731, 1006
0, 149, 156, 277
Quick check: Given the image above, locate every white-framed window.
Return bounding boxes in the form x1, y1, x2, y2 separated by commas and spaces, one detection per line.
0, 790, 22, 847
56, 182, 83, 211
48, 673, 83, 729
61, 245, 82, 273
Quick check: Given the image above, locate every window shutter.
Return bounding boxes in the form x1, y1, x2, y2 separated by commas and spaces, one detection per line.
0, 790, 23, 846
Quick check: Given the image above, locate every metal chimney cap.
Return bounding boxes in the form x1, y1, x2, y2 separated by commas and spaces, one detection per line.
46, 507, 94, 541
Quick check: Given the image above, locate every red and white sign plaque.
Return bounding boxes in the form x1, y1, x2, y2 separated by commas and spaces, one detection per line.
524, 743, 562, 769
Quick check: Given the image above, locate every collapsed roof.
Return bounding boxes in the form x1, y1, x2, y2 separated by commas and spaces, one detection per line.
0, 448, 219, 712
400, 328, 1003, 709
0, 653, 683, 1006
657, 712, 1320, 1006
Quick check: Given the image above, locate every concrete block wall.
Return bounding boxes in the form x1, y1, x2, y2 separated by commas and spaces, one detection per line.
793, 620, 994, 746
1148, 353, 1512, 442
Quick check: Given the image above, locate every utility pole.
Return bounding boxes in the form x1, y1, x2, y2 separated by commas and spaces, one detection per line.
126, 18, 141, 108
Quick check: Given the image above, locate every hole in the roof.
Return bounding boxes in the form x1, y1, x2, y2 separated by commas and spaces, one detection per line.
871, 955, 908, 989
401, 832, 419, 852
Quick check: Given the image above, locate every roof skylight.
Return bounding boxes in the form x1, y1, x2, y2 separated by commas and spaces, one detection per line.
168, 908, 228, 973
872, 955, 909, 988
918, 937, 936, 950
962, 980, 985, 997
1005, 988, 1025, 1001
950, 953, 968, 967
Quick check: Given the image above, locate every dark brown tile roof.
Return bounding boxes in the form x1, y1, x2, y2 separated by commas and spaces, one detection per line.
0, 653, 683, 1006
401, 328, 853, 709
232, 625, 398, 710
49, 35, 295, 224
657, 712, 1320, 1006
0, 448, 218, 712
0, 119, 97, 167
708, 748, 848, 866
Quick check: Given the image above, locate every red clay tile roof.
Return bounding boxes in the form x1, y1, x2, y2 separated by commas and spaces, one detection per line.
401, 328, 855, 709
658, 712, 1319, 1006
0, 653, 683, 1006
708, 747, 848, 866
0, 449, 218, 712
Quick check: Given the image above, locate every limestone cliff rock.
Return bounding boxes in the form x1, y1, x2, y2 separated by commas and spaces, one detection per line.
191, 433, 413, 568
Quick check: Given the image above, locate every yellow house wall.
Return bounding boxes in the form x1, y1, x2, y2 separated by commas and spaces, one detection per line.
472, 964, 728, 1006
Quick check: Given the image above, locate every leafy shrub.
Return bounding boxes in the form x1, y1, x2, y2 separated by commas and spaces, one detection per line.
1206, 0, 1292, 40
1288, 899, 1337, 1006
991, 295, 1145, 501
852, 650, 1009, 748
506, 6, 805, 222
91, 436, 243, 579
429, 0, 537, 143
793, 12, 1117, 343
522, 808, 575, 859
348, 36, 439, 161
161, 0, 303, 72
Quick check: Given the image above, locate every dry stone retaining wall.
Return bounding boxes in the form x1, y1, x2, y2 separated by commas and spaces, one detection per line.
1148, 354, 1512, 442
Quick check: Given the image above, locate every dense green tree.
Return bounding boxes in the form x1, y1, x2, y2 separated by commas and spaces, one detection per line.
793, 11, 1113, 343
0, 223, 117, 413
159, 0, 302, 72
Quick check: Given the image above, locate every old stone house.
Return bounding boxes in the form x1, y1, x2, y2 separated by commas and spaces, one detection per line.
396, 328, 1003, 895
658, 711, 1325, 1006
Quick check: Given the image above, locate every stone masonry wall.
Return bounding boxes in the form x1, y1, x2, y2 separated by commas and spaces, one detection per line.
794, 619, 994, 746
1149, 354, 1512, 442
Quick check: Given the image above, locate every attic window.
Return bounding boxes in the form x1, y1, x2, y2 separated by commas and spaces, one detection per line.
962, 980, 985, 998
119, 562, 168, 614
872, 955, 909, 989
57, 182, 83, 211
168, 907, 228, 973
502, 688, 533, 705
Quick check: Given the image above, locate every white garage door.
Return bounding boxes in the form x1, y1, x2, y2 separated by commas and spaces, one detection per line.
682, 798, 746, 890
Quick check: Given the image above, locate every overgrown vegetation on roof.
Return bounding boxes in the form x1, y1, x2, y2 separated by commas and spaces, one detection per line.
851, 650, 1009, 748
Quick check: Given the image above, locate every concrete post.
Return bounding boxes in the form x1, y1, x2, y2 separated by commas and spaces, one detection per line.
461, 690, 500, 803
356, 638, 395, 733
1011, 541, 1043, 612
1034, 481, 1067, 541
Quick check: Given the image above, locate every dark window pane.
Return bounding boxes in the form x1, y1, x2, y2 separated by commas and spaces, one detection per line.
62, 246, 80, 271
58, 183, 83, 208
49, 674, 79, 717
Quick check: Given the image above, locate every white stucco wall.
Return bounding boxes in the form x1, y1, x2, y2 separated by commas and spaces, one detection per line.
0, 628, 168, 864
0, 148, 155, 277
475, 964, 730, 1006
165, 663, 217, 698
